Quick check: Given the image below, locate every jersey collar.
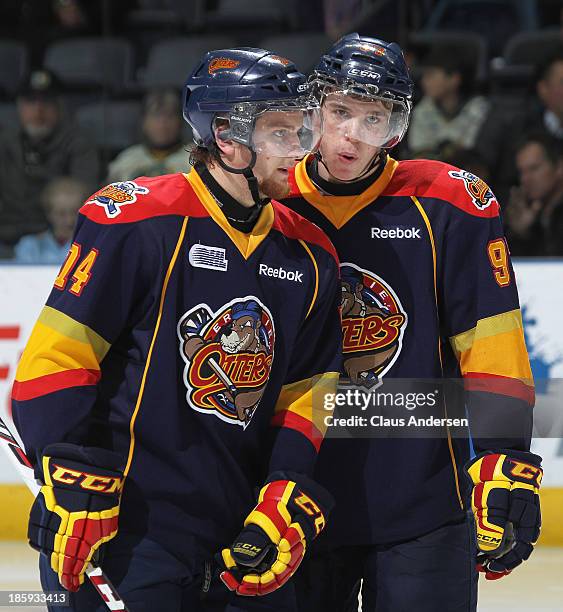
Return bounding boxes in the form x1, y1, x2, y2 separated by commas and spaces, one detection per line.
184, 167, 274, 260
293, 154, 398, 228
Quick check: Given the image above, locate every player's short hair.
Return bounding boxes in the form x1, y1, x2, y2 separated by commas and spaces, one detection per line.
189, 118, 229, 168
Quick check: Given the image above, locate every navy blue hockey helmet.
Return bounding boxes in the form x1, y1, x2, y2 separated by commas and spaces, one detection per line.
312, 33, 414, 148
183, 48, 320, 154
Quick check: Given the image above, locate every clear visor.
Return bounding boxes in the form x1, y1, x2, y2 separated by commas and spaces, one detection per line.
322, 90, 409, 148
251, 106, 322, 158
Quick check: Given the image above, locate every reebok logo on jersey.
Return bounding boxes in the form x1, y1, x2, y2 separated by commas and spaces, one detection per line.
371, 227, 421, 239
259, 264, 303, 283
189, 244, 228, 271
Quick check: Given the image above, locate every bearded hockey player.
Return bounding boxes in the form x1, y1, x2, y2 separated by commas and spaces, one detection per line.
284, 34, 541, 611
11, 48, 341, 611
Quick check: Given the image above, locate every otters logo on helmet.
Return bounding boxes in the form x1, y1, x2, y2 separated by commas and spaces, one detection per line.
208, 58, 240, 74
86, 181, 149, 218
178, 297, 275, 428
359, 43, 386, 57
448, 170, 498, 211
340, 263, 407, 388
270, 55, 291, 66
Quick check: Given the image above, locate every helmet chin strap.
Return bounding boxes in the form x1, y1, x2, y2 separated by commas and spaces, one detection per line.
315, 149, 383, 184
216, 148, 264, 207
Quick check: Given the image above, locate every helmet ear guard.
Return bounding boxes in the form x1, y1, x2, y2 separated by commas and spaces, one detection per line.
214, 104, 258, 149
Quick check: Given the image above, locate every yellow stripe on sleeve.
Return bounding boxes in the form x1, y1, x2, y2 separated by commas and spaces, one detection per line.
450, 309, 524, 356
39, 306, 111, 362
450, 310, 532, 382
15, 308, 110, 383
274, 372, 339, 436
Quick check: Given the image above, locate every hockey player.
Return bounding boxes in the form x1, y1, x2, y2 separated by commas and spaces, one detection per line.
11, 48, 341, 611
284, 34, 542, 611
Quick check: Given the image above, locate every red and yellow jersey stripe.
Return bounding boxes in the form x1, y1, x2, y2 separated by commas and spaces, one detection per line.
449, 308, 534, 405
271, 372, 339, 452
12, 306, 110, 402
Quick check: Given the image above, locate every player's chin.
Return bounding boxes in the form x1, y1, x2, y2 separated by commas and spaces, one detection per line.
328, 162, 362, 182
259, 174, 290, 200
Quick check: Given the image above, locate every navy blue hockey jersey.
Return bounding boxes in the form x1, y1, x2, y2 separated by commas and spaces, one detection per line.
12, 168, 341, 564
285, 155, 534, 546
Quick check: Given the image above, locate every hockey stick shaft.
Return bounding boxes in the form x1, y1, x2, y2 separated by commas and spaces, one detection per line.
207, 357, 238, 397
0, 416, 129, 611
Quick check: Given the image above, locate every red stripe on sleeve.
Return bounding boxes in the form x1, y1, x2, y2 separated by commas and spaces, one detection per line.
12, 368, 101, 401
464, 372, 535, 405
270, 410, 324, 452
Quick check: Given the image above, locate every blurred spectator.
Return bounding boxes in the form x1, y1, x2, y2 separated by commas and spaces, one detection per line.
504, 133, 563, 256
0, 69, 99, 247
53, 0, 92, 32
476, 46, 563, 201
535, 46, 563, 143
0, 0, 136, 62
107, 89, 189, 183
323, 0, 361, 39
407, 47, 490, 158
13, 176, 88, 264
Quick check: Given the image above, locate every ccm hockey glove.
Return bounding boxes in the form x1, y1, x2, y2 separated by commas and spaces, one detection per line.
466, 450, 542, 580
219, 472, 333, 596
28, 443, 123, 592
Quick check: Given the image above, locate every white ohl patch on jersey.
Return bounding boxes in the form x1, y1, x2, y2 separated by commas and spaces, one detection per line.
189, 243, 229, 272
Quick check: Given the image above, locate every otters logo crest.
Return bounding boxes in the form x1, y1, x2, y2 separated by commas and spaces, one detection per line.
270, 55, 291, 66
86, 181, 149, 218
208, 58, 240, 74
448, 170, 497, 211
340, 263, 407, 388
178, 297, 275, 428
359, 43, 386, 57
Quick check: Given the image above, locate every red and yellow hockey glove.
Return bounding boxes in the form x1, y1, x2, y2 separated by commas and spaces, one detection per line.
28, 443, 123, 592
218, 471, 333, 596
465, 450, 542, 580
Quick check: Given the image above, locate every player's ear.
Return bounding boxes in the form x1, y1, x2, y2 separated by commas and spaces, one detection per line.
214, 125, 237, 157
